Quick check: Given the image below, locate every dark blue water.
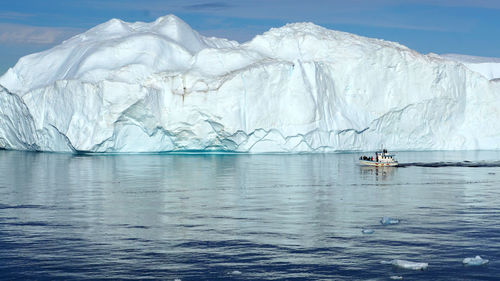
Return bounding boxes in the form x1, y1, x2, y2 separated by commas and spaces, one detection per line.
0, 150, 499, 280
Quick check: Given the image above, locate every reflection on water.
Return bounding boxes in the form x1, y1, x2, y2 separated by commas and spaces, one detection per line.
0, 150, 499, 280
360, 166, 396, 181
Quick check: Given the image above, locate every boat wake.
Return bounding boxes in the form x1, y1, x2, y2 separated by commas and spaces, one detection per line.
398, 161, 500, 168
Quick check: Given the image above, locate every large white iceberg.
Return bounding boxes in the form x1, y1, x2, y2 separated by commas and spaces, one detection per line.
1, 15, 500, 153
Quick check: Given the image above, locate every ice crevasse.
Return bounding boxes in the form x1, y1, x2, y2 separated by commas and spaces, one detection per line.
1, 15, 500, 153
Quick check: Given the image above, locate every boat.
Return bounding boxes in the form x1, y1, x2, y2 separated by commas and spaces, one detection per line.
359, 149, 398, 167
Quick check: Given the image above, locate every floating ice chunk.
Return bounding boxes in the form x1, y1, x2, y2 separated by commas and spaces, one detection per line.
393, 260, 428, 270
382, 259, 428, 270
380, 217, 400, 225
390, 276, 403, 280
362, 229, 375, 234
230, 270, 242, 275
463, 255, 489, 266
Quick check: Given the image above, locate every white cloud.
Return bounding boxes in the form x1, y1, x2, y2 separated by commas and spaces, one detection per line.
0, 11, 34, 20
0, 23, 82, 44
414, 0, 500, 9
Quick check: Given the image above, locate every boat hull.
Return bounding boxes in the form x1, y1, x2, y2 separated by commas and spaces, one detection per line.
359, 160, 398, 167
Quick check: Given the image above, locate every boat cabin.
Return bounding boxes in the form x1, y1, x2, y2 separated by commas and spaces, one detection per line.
359, 149, 398, 166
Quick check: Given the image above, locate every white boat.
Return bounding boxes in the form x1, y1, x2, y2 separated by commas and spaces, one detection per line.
359, 149, 398, 167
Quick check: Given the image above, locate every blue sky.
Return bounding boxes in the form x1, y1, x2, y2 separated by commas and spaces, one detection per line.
1, 0, 499, 73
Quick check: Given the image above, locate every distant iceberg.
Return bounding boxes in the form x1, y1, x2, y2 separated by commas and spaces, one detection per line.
382, 259, 428, 270
442, 54, 500, 81
380, 217, 400, 225
1, 15, 500, 153
463, 255, 489, 266
362, 229, 375, 234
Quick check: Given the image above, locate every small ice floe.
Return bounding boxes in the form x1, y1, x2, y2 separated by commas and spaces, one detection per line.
463, 255, 489, 266
230, 270, 242, 275
390, 276, 403, 280
381, 259, 428, 270
362, 229, 375, 234
174, 279, 182, 281
380, 216, 400, 225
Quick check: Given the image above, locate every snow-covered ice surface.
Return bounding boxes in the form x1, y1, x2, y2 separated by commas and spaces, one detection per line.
1, 15, 500, 153
441, 54, 500, 81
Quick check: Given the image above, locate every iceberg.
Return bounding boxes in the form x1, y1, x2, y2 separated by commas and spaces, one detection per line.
361, 229, 375, 234
1, 15, 500, 153
382, 259, 428, 270
463, 255, 489, 266
380, 217, 400, 225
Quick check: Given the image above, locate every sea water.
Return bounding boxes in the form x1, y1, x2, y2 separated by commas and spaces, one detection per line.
0, 150, 499, 280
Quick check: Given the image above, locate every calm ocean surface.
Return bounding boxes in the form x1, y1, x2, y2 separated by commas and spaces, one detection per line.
0, 150, 499, 280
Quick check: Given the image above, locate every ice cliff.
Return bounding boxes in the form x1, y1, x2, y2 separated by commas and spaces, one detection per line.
1, 15, 500, 153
